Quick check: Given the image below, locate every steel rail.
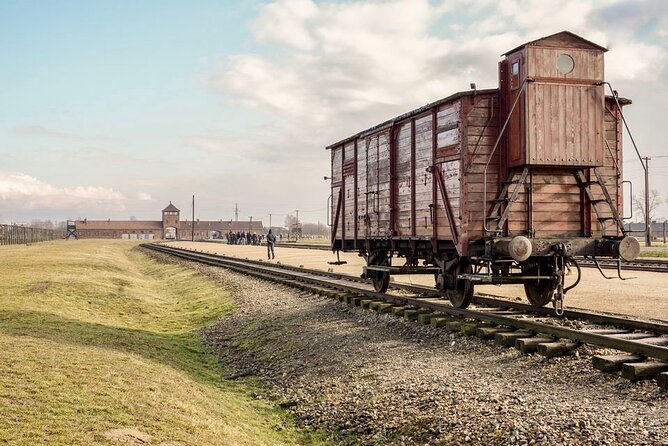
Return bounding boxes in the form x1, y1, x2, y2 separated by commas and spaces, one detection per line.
202, 241, 668, 272
144, 243, 668, 361
150, 243, 668, 333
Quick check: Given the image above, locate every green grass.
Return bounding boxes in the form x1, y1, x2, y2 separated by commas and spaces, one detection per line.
639, 249, 668, 258
0, 240, 330, 446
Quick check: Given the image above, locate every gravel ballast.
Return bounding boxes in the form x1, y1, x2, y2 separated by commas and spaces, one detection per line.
149, 251, 668, 446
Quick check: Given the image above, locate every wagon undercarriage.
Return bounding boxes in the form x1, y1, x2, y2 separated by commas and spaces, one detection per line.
350, 233, 640, 312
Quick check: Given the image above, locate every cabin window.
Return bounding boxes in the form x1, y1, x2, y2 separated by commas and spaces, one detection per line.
556, 54, 575, 74
510, 59, 521, 89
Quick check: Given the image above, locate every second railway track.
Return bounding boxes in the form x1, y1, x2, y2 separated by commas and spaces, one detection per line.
145, 242, 668, 388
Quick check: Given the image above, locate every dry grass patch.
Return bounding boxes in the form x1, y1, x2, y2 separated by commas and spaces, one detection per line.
0, 240, 329, 446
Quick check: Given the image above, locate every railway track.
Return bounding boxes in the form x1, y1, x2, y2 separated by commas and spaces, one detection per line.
267, 241, 668, 273
145, 242, 668, 388
204, 240, 668, 272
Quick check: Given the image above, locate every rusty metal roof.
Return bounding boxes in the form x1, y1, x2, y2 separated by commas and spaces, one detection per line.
326, 88, 498, 150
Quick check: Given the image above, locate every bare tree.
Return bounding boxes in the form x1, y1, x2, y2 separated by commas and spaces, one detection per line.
284, 214, 297, 228
29, 219, 56, 230
633, 189, 662, 223
301, 222, 330, 238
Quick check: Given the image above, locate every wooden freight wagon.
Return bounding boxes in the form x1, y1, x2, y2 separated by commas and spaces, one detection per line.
328, 31, 641, 312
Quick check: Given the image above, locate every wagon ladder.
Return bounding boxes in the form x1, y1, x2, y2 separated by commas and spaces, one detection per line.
574, 168, 625, 235
486, 166, 530, 234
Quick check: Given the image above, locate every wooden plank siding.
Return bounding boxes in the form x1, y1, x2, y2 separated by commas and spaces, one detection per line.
414, 115, 434, 237
395, 122, 413, 236
461, 94, 500, 243
331, 146, 343, 240
523, 46, 605, 167
356, 137, 367, 240
329, 32, 628, 259
343, 141, 356, 242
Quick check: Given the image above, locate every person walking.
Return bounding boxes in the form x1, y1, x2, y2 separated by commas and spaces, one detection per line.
266, 229, 276, 259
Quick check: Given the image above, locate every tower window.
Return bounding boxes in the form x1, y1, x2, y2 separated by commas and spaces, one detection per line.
556, 54, 575, 74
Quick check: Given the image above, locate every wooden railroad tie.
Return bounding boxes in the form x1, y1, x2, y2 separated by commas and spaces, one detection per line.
495, 330, 532, 347
592, 355, 645, 373
404, 309, 431, 321
657, 372, 668, 390
445, 321, 462, 332
461, 322, 492, 336
537, 341, 579, 358
515, 336, 554, 354
418, 313, 437, 325
430, 316, 456, 328
621, 362, 668, 381
391, 306, 406, 316
477, 326, 513, 340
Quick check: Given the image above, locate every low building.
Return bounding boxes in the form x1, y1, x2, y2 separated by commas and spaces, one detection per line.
75, 202, 263, 240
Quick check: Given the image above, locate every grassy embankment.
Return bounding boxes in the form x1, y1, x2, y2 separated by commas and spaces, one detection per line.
0, 240, 329, 446
638, 241, 668, 258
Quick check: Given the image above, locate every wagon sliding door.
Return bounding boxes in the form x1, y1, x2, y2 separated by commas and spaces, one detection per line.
365, 132, 391, 238
342, 141, 356, 243
432, 103, 462, 244
330, 146, 343, 242
395, 123, 412, 236
395, 115, 436, 238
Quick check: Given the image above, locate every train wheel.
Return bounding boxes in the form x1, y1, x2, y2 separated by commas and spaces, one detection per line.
523, 262, 557, 307
369, 252, 390, 293
448, 261, 473, 309
523, 282, 555, 307
373, 271, 390, 293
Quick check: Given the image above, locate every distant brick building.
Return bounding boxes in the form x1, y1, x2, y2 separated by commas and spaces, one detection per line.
75, 202, 263, 240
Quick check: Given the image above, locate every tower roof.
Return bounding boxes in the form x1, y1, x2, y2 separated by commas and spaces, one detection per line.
503, 31, 608, 56
162, 201, 180, 212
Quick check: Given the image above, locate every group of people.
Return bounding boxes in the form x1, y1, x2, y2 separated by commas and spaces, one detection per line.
226, 229, 278, 260
226, 231, 264, 246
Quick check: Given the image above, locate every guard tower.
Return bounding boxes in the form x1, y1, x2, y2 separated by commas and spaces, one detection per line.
65, 220, 78, 240
162, 202, 180, 239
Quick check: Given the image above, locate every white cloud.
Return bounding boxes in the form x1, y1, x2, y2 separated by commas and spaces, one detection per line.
0, 171, 126, 212
196, 0, 668, 220
136, 192, 152, 201
252, 0, 318, 50
207, 0, 665, 153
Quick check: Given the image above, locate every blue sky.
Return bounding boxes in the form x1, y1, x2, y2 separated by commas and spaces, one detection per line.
1, 0, 667, 225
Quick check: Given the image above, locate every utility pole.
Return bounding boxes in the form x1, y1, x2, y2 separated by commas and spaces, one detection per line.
295, 209, 300, 240
191, 194, 195, 242
249, 216, 253, 234
644, 156, 651, 247
234, 203, 239, 221
269, 213, 272, 231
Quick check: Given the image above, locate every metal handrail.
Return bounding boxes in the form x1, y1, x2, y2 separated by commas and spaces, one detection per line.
483, 77, 530, 233
326, 194, 332, 226
622, 180, 633, 220
602, 82, 646, 173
